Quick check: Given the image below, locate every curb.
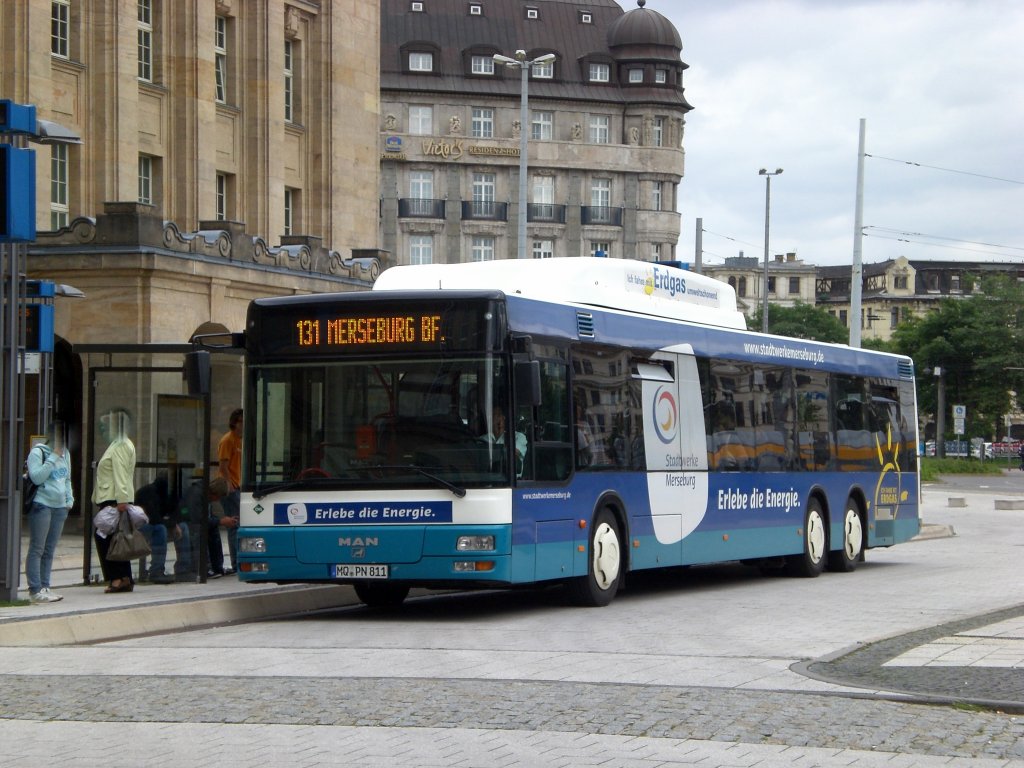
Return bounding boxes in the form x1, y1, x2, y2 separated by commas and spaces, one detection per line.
0, 585, 356, 647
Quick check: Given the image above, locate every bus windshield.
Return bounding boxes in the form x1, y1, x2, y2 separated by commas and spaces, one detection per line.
249, 355, 516, 491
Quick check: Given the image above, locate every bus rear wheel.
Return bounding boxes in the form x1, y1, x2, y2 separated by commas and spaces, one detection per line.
354, 582, 410, 608
786, 499, 827, 578
566, 509, 622, 607
828, 500, 864, 572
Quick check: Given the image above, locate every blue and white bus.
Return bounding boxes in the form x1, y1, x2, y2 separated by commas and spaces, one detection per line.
236, 258, 920, 607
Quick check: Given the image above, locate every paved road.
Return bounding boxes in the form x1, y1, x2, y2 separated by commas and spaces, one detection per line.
0, 477, 1022, 767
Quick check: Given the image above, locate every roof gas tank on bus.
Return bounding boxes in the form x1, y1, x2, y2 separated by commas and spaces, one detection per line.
372, 257, 747, 330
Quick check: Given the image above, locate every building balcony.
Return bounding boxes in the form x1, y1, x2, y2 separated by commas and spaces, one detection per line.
581, 206, 623, 226
527, 203, 567, 223
398, 198, 446, 219
461, 201, 508, 221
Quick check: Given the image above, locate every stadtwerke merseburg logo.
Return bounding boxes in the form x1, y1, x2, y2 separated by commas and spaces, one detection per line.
653, 385, 678, 444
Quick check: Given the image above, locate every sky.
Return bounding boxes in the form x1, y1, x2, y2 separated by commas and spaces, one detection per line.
650, 0, 1024, 267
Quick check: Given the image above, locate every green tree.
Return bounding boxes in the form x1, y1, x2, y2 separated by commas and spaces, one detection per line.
751, 302, 848, 343
890, 275, 1024, 440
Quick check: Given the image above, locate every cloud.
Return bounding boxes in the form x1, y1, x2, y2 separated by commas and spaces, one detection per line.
656, 0, 1024, 266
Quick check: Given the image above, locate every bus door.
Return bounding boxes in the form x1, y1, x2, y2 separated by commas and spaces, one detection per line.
636, 347, 709, 564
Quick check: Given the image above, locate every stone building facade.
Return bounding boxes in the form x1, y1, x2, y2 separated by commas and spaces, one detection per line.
701, 252, 817, 321
815, 257, 1024, 343
1, 1, 383, 515
378, 0, 691, 264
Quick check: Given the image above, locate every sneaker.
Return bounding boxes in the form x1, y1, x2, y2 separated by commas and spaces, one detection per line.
207, 569, 224, 579
29, 589, 61, 603
223, 567, 236, 576
41, 588, 63, 602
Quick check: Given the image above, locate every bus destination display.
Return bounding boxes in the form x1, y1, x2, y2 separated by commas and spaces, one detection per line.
296, 313, 442, 348
248, 298, 505, 356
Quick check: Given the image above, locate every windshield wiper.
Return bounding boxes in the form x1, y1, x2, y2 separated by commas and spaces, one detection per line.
252, 476, 334, 500
253, 465, 467, 500
252, 480, 305, 500
372, 464, 467, 498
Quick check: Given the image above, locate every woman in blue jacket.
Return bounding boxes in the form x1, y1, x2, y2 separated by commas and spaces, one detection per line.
25, 421, 74, 603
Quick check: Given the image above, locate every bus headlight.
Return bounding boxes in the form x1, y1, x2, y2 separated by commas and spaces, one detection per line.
456, 535, 495, 551
239, 537, 267, 553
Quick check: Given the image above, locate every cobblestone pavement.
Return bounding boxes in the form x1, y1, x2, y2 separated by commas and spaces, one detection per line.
1, 480, 1023, 766
1, 671, 1022, 765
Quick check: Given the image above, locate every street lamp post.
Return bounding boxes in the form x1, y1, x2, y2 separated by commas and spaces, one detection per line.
758, 168, 783, 333
934, 366, 946, 459
494, 50, 556, 259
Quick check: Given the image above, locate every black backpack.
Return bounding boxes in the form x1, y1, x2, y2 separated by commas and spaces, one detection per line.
22, 445, 50, 514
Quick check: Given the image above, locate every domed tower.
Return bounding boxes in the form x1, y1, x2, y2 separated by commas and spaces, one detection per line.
607, 0, 692, 111
607, 0, 691, 262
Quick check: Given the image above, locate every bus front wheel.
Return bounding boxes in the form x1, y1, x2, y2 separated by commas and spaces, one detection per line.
354, 582, 410, 608
566, 509, 622, 607
786, 499, 827, 578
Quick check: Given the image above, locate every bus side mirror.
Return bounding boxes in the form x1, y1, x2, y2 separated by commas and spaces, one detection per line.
184, 350, 211, 396
515, 360, 541, 407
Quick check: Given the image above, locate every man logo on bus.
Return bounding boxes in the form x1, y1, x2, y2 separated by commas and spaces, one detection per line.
653, 386, 678, 444
287, 503, 308, 525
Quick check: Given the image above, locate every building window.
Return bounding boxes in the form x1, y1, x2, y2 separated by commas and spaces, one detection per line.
580, 12, 592, 23
469, 3, 482, 15
652, 182, 663, 211
472, 172, 496, 216
737, 277, 747, 297
789, 277, 800, 295
526, 7, 538, 19
138, 155, 153, 204
409, 51, 433, 72
471, 55, 494, 75
591, 178, 610, 209
531, 59, 553, 79
655, 69, 667, 84
590, 242, 610, 258
409, 170, 434, 215
767, 276, 776, 294
137, 0, 153, 81
652, 117, 664, 147
926, 273, 939, 291
890, 308, 900, 328
589, 115, 610, 144
894, 274, 908, 289
532, 175, 554, 213
215, 16, 229, 103
628, 68, 643, 83
471, 107, 494, 138
284, 39, 295, 122
216, 172, 234, 221
950, 274, 961, 292
839, 309, 849, 327
411, 2, 424, 11
284, 188, 300, 235
51, 0, 70, 58
533, 239, 554, 259
410, 235, 433, 264
531, 110, 553, 140
409, 105, 433, 135
652, 243, 662, 261
471, 236, 495, 262
589, 62, 610, 82
50, 144, 69, 230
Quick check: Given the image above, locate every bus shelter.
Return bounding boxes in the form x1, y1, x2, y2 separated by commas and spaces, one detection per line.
76, 343, 241, 584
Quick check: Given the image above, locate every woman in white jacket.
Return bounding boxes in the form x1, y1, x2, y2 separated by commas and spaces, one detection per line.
25, 422, 74, 603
